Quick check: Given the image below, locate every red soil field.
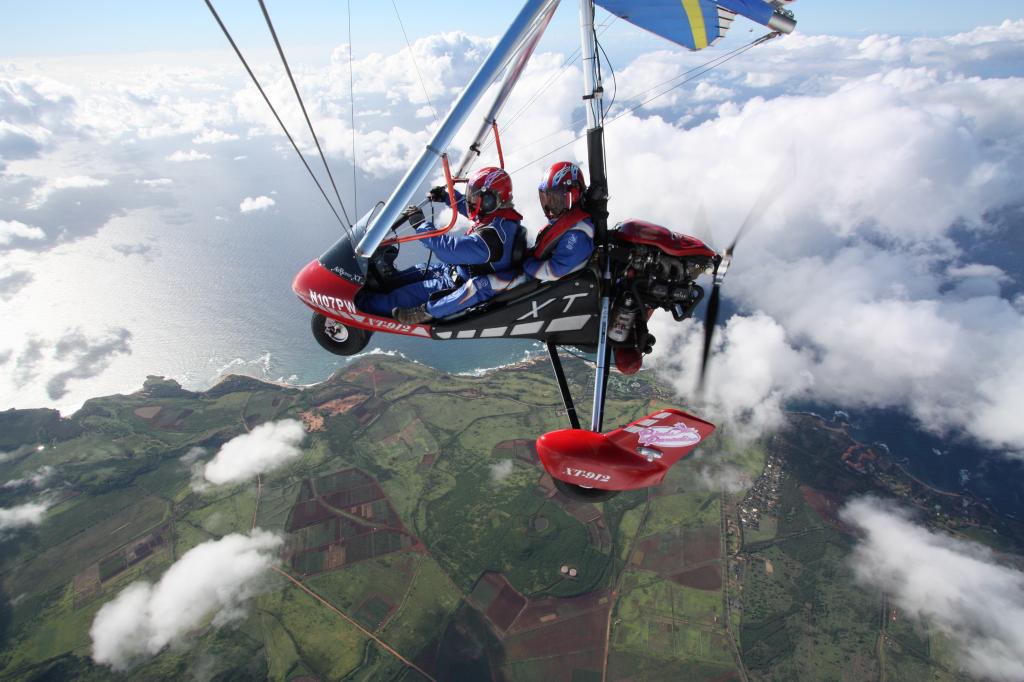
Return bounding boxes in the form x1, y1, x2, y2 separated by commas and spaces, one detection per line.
670, 564, 722, 591
486, 583, 528, 632
502, 648, 603, 682
800, 486, 854, 533
503, 608, 609, 660
635, 527, 720, 577
511, 590, 610, 632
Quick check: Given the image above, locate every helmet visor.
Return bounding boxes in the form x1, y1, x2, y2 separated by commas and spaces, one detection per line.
465, 185, 483, 218
539, 188, 569, 219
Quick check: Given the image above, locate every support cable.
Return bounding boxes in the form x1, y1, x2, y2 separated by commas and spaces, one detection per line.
391, 0, 439, 126
258, 0, 353, 228
203, 0, 350, 234
347, 0, 358, 217
479, 16, 618, 155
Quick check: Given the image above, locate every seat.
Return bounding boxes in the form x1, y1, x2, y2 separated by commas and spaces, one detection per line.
489, 278, 540, 305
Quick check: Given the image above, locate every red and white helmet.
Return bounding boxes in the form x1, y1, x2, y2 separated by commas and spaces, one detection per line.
465, 166, 513, 219
538, 161, 586, 220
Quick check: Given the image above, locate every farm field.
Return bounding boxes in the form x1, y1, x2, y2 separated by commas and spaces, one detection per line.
0, 354, 1013, 680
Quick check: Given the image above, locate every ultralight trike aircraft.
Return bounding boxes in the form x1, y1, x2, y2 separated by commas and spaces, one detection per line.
280, 0, 798, 500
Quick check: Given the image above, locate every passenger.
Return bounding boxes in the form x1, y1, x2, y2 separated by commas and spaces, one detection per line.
524, 161, 595, 281
357, 166, 524, 325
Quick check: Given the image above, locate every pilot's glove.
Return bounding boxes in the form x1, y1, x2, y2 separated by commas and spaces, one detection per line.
401, 204, 425, 228
427, 185, 448, 203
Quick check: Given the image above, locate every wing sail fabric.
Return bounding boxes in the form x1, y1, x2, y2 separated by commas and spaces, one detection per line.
595, 0, 794, 51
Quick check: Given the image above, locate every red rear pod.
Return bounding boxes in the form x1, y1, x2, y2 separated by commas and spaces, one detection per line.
537, 409, 716, 490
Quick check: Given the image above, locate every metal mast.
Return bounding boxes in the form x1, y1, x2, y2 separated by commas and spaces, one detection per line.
355, 0, 560, 258
579, 0, 612, 432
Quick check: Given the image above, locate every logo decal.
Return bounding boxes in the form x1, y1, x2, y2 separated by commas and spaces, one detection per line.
635, 424, 702, 448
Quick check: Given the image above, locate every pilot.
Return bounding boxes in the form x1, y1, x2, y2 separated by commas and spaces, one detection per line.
524, 161, 595, 281
357, 166, 525, 325
527, 161, 643, 374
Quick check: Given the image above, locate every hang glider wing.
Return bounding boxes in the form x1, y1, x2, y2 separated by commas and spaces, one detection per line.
595, 0, 796, 51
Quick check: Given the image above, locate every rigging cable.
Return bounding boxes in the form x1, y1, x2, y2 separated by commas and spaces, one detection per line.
508, 33, 774, 175
258, 0, 353, 229
347, 0, 358, 217
595, 33, 617, 118
391, 0, 439, 126
203, 0, 350, 235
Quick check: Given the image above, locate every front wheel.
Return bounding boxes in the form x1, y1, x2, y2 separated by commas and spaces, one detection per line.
553, 477, 620, 503
310, 313, 372, 356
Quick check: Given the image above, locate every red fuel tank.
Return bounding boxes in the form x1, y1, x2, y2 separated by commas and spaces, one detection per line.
614, 220, 716, 258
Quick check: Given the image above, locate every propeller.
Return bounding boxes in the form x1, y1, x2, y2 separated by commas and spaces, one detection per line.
697, 149, 795, 394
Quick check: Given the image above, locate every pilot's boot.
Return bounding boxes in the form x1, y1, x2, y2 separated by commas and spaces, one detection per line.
393, 304, 432, 325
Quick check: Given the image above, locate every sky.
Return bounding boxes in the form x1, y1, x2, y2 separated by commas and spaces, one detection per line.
3, 2, 1024, 676
2, 0, 1023, 58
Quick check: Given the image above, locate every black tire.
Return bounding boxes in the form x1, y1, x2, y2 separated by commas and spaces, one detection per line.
553, 477, 620, 503
310, 313, 372, 356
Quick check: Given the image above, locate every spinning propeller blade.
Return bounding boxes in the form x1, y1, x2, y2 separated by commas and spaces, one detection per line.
697, 149, 795, 393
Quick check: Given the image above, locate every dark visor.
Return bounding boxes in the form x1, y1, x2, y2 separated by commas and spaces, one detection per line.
539, 188, 569, 219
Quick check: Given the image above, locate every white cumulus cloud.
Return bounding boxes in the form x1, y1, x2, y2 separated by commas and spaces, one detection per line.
200, 419, 305, 487
192, 128, 239, 144
238, 195, 275, 213
166, 149, 211, 162
90, 530, 282, 670
841, 497, 1024, 681
27, 175, 109, 209
0, 219, 45, 245
489, 459, 514, 484
2, 465, 54, 489
0, 501, 50, 533
136, 178, 173, 188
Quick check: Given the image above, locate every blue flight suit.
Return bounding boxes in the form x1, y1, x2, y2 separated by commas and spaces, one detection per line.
357, 191, 523, 319
523, 216, 596, 281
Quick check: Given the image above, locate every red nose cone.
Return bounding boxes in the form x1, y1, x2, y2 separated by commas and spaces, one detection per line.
292, 259, 321, 298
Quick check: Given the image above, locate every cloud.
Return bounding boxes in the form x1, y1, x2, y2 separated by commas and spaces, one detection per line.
111, 243, 152, 258
650, 314, 813, 439
136, 178, 173, 188
1, 19, 1023, 459
695, 462, 751, 493
2, 465, 54, 489
841, 497, 1024, 681
166, 149, 211, 162
590, 27, 1024, 450
0, 120, 49, 159
90, 530, 282, 670
44, 328, 133, 400
27, 175, 110, 209
199, 420, 305, 487
192, 128, 239, 144
0, 219, 45, 245
0, 269, 34, 301
0, 501, 50, 533
239, 195, 275, 213
489, 459, 514, 484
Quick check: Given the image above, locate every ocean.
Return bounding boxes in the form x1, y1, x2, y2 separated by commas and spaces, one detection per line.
793, 404, 1023, 520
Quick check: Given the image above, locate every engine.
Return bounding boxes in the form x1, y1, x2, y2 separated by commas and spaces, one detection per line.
611, 220, 718, 322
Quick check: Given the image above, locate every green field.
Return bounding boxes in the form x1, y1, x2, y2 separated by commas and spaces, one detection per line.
0, 355, 1016, 680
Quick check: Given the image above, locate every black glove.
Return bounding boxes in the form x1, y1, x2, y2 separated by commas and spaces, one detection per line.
427, 185, 447, 203
401, 204, 425, 228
